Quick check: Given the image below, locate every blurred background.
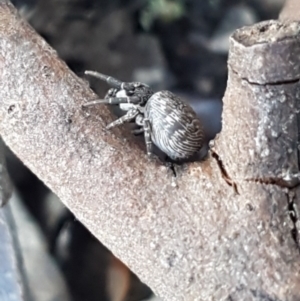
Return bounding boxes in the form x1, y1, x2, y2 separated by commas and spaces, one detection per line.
3, 0, 284, 300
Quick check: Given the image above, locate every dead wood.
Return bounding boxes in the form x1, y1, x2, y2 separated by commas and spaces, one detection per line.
0, 1, 300, 300
280, 0, 300, 22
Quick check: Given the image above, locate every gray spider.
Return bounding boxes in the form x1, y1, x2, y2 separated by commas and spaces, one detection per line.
83, 71, 204, 161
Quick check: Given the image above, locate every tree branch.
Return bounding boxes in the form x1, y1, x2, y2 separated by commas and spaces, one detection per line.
280, 0, 300, 22
1, 2, 300, 300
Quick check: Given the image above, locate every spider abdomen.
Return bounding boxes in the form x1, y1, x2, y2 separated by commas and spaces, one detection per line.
145, 91, 204, 160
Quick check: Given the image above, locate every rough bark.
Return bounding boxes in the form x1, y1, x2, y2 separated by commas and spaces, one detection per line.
0, 1, 300, 300
280, 0, 300, 22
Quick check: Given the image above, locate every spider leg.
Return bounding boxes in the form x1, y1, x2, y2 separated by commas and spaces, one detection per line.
85, 70, 123, 89
107, 88, 117, 97
106, 108, 139, 129
85, 71, 137, 92
131, 114, 144, 135
83, 96, 140, 107
143, 118, 153, 156
131, 128, 144, 135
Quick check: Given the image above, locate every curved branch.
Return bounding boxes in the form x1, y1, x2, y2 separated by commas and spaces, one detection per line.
1, 2, 300, 300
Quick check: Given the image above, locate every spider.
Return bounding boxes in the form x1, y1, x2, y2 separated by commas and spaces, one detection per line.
83, 71, 204, 161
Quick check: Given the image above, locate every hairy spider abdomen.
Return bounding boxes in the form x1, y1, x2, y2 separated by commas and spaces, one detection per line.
145, 91, 204, 160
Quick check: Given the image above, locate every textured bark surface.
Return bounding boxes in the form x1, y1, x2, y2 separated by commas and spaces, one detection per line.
280, 0, 300, 22
1, 2, 300, 300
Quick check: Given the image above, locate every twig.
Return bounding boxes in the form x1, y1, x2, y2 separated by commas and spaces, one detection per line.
1, 2, 300, 300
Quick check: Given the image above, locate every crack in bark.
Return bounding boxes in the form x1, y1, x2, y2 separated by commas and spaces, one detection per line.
211, 150, 239, 194
245, 179, 300, 250
229, 65, 300, 86
245, 177, 300, 189
241, 77, 300, 86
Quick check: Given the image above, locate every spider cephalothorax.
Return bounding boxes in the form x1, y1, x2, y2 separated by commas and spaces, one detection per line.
106, 82, 154, 108
83, 71, 204, 161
